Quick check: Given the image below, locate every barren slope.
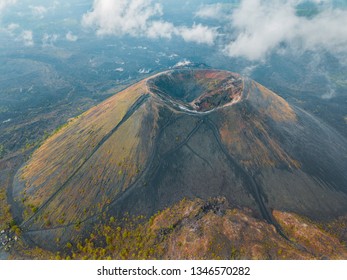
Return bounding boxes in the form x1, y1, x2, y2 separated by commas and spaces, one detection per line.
12, 69, 347, 249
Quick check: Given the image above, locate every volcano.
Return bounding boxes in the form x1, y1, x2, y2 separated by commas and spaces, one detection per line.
12, 69, 347, 249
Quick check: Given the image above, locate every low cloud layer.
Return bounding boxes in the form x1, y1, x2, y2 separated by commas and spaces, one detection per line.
0, 0, 16, 14
19, 30, 34, 46
225, 0, 347, 61
4, 22, 19, 33
195, 3, 233, 20
66, 31, 78, 42
42, 33, 58, 47
30, 5, 47, 19
2, 22, 34, 47
82, 0, 217, 45
2, 0, 346, 62
195, 3, 225, 19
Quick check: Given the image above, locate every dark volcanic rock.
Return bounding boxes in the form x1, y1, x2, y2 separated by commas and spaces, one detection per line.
12, 69, 347, 249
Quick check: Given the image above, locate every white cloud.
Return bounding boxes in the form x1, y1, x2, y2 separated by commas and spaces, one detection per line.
66, 31, 78, 42
82, 0, 162, 37
2, 22, 19, 34
30, 5, 47, 19
195, 3, 225, 19
0, 22, 19, 37
147, 20, 175, 39
82, 0, 217, 45
241, 64, 259, 76
6, 22, 19, 31
0, 0, 16, 13
42, 33, 58, 47
174, 59, 193, 68
297, 9, 347, 53
178, 24, 217, 46
321, 88, 336, 100
19, 30, 34, 46
224, 0, 347, 61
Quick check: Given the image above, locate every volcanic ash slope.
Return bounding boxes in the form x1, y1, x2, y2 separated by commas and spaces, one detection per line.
14, 69, 347, 248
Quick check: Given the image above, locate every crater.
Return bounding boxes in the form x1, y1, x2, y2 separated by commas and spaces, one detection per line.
147, 69, 244, 112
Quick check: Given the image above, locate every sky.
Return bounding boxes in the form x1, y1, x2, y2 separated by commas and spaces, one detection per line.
0, 0, 347, 63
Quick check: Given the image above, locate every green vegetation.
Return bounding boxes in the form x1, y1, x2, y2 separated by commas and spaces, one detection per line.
11, 224, 21, 236
17, 86, 147, 234
52, 122, 69, 135
55, 215, 164, 260
29, 204, 38, 214
21, 129, 56, 153
0, 189, 12, 230
8, 197, 347, 260
51, 198, 244, 260
0, 144, 5, 158
20, 120, 73, 154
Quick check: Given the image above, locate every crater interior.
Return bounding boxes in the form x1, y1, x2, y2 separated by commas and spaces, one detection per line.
147, 69, 244, 112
